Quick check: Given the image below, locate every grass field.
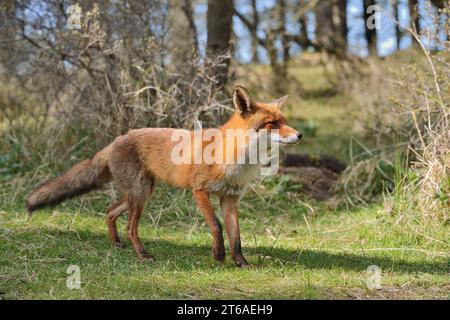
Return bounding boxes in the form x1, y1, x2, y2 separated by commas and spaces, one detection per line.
1, 190, 448, 299
1, 55, 448, 300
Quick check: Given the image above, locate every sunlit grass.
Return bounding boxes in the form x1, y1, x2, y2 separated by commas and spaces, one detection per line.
0, 181, 448, 299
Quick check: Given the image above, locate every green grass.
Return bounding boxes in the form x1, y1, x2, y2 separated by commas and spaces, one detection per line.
0, 181, 448, 300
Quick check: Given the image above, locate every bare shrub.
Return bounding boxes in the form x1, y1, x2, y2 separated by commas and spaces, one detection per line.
0, 2, 230, 176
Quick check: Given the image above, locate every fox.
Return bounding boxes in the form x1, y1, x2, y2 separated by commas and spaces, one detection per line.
26, 85, 302, 267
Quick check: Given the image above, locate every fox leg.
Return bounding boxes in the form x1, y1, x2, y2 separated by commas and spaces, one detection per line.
220, 196, 248, 267
193, 190, 225, 263
106, 198, 128, 248
126, 195, 154, 261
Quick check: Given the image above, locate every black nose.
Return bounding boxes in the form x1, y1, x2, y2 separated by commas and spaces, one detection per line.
297, 132, 303, 140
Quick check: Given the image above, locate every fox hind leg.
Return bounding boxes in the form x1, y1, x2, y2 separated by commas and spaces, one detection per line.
108, 140, 155, 261
126, 194, 154, 261
106, 197, 128, 248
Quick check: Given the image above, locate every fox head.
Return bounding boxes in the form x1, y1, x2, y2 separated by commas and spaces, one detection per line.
231, 85, 302, 147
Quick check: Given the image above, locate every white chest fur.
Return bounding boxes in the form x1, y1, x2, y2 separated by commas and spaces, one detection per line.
207, 163, 260, 197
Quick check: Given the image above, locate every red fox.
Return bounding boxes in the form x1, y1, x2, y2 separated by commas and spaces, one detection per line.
26, 85, 302, 267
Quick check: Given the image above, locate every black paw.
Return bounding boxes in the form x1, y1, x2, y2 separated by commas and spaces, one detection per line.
138, 253, 155, 262
212, 246, 226, 263
112, 242, 127, 249
233, 255, 249, 268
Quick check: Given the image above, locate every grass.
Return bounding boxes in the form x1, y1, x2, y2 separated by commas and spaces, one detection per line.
0, 180, 449, 300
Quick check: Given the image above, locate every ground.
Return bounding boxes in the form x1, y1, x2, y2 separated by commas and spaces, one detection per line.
0, 53, 448, 299
0, 195, 448, 299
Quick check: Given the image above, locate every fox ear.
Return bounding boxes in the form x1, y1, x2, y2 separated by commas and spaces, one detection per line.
233, 85, 256, 116
270, 95, 289, 109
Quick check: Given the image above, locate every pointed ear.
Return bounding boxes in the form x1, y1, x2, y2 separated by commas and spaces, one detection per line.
270, 95, 289, 109
233, 85, 256, 116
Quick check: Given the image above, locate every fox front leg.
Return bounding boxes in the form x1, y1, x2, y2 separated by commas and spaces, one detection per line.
220, 196, 248, 267
193, 190, 226, 263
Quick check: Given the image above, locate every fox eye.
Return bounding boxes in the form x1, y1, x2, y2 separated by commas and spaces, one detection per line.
256, 121, 279, 131
267, 121, 280, 129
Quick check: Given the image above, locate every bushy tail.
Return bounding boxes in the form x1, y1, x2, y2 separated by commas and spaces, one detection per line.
26, 146, 113, 213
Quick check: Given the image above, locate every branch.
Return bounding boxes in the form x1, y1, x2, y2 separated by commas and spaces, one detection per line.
233, 8, 266, 47
181, 0, 199, 53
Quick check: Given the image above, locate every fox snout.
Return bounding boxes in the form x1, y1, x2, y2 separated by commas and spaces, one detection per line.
279, 132, 302, 145
274, 126, 302, 146
270, 131, 302, 146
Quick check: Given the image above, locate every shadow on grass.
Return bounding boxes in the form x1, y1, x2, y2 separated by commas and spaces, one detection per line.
4, 227, 449, 275
251, 246, 449, 274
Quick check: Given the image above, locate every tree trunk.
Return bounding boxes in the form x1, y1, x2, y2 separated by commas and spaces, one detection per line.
170, 0, 198, 69
430, 0, 448, 44
299, 13, 308, 50
279, 0, 290, 64
266, 31, 285, 95
334, 0, 348, 52
206, 0, 234, 90
274, 0, 289, 95
181, 0, 199, 55
430, 0, 445, 9
0, 0, 18, 68
409, 0, 421, 34
364, 0, 378, 56
250, 0, 260, 63
315, 0, 334, 52
393, 0, 402, 50
315, 0, 348, 56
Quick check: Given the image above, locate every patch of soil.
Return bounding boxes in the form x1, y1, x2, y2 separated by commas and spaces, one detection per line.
279, 153, 346, 201
279, 166, 339, 201
283, 153, 346, 173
